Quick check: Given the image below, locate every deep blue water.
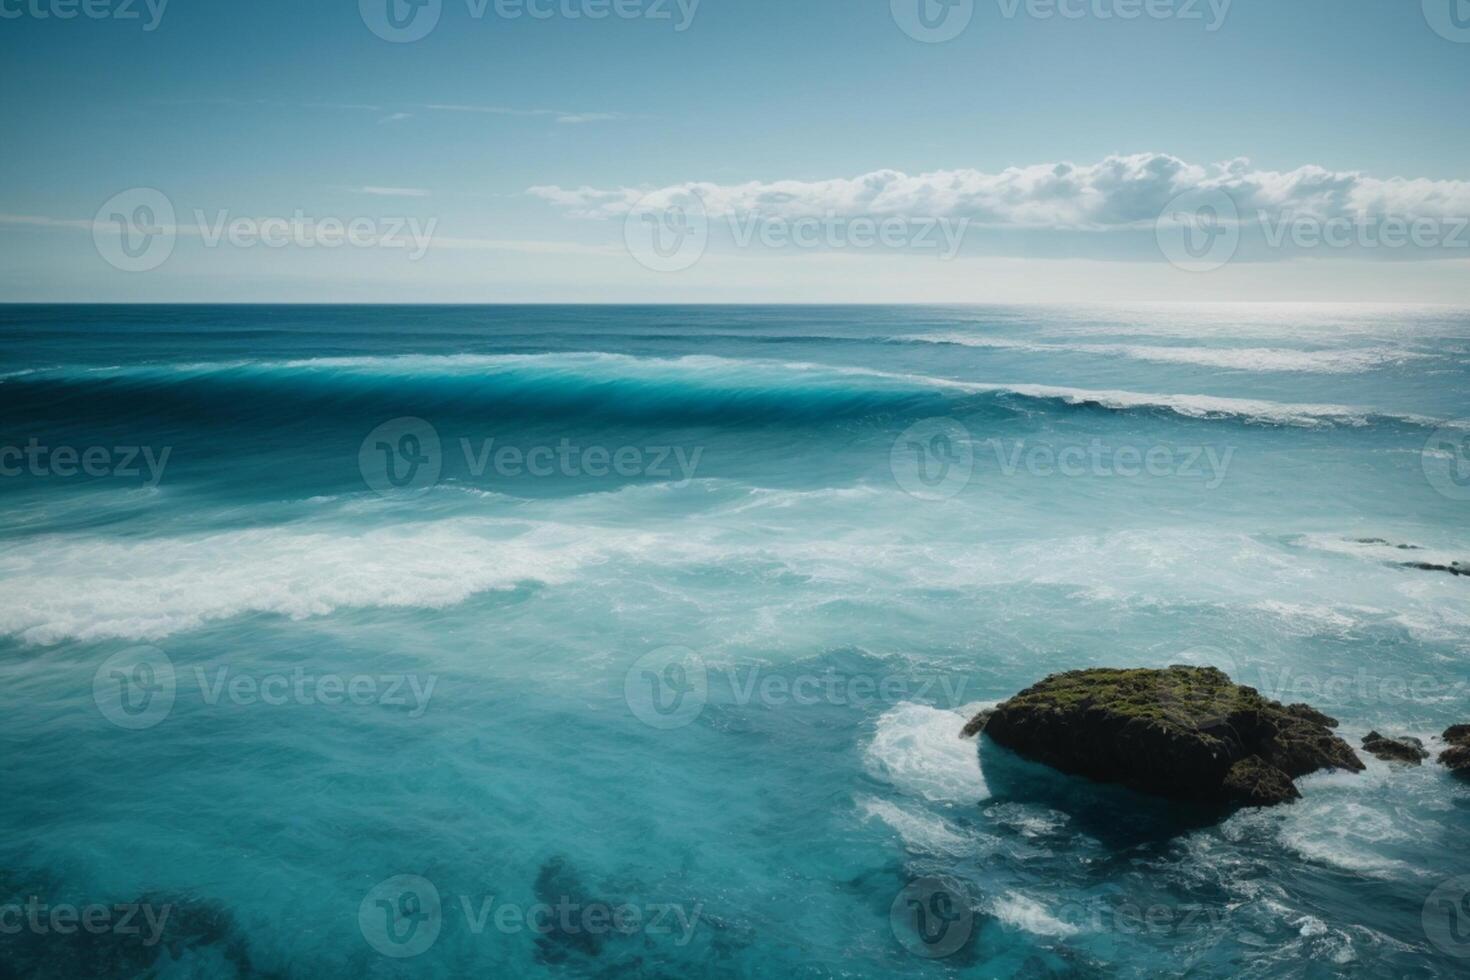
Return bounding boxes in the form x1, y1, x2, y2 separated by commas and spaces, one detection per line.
2, 303, 1469, 978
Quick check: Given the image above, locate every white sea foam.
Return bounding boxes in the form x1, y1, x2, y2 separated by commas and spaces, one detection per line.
856, 797, 971, 855
863, 702, 989, 803
0, 519, 596, 645
898, 333, 1426, 374
989, 893, 1080, 938
1276, 800, 1425, 879
995, 383, 1374, 427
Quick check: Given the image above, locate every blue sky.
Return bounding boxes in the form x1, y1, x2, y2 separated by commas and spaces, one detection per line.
2, 0, 1469, 301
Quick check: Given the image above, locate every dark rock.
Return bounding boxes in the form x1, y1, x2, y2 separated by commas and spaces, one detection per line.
532, 856, 606, 963
960, 708, 994, 738
1222, 755, 1301, 806
1285, 703, 1339, 728
1439, 725, 1470, 776
1354, 538, 1421, 550
0, 884, 272, 980
1401, 561, 1469, 577
1360, 731, 1428, 765
978, 667, 1363, 809
1440, 744, 1470, 776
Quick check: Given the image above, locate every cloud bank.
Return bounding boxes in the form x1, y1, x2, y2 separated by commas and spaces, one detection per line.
529, 153, 1470, 228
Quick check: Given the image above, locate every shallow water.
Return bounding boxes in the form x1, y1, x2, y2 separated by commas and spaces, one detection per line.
2, 303, 1469, 977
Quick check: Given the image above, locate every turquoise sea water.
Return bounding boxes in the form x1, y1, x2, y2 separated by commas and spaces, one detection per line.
2, 303, 1470, 978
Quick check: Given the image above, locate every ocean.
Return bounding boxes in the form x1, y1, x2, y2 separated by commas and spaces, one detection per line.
1, 303, 1468, 978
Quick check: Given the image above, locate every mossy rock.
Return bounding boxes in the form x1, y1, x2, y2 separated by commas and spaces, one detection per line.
1361, 731, 1428, 765
969, 667, 1363, 808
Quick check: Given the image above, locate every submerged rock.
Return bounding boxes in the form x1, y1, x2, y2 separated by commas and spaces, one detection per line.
1401, 560, 1469, 577
1439, 725, 1470, 776
1361, 731, 1428, 765
973, 667, 1363, 808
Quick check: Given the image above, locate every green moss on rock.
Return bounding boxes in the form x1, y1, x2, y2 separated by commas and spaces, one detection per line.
970, 666, 1363, 808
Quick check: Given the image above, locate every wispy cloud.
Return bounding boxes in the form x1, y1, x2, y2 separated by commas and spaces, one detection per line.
355, 186, 430, 198
421, 103, 627, 125
157, 99, 625, 126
